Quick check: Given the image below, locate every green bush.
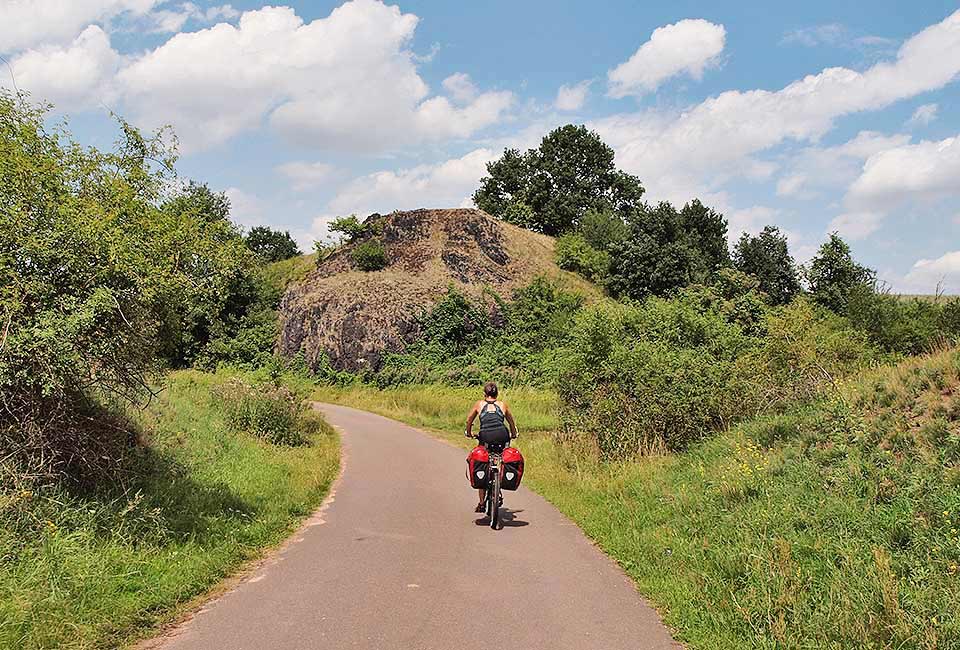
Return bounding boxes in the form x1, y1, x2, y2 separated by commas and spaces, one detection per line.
555, 233, 610, 283
846, 286, 960, 355
351, 239, 389, 271
214, 377, 310, 446
555, 292, 880, 460
0, 92, 255, 481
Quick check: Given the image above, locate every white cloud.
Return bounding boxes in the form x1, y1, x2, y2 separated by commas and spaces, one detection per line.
224, 186, 265, 227
782, 23, 847, 47
608, 18, 725, 98
907, 103, 939, 127
827, 133, 960, 240
8, 2, 511, 152
826, 211, 884, 240
901, 250, 960, 293
147, 3, 239, 33
322, 148, 495, 229
781, 23, 897, 51
555, 80, 591, 111
847, 135, 960, 210
0, 0, 158, 52
593, 10, 960, 207
7, 26, 121, 108
441, 72, 478, 104
276, 161, 335, 192
776, 131, 911, 198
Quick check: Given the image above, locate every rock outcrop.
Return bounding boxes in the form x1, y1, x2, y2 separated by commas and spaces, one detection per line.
277, 208, 596, 372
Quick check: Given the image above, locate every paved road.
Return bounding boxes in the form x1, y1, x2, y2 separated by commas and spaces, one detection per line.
146, 403, 680, 650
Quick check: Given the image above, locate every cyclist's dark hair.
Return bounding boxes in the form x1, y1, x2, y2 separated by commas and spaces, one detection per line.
483, 381, 498, 399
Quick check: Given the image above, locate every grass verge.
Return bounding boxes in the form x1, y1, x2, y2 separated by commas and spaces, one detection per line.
0, 370, 339, 650
313, 353, 960, 649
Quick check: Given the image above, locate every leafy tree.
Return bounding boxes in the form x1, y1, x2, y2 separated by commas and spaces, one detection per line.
578, 208, 629, 251
806, 233, 875, 314
607, 200, 730, 300
246, 226, 301, 262
555, 233, 611, 283
474, 125, 645, 236
733, 226, 802, 305
162, 181, 231, 223
0, 92, 254, 478
328, 214, 367, 243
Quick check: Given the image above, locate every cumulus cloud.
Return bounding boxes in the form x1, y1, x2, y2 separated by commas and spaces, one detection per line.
7, 26, 121, 108
828, 134, 960, 240
555, 80, 591, 111
907, 103, 939, 127
776, 131, 911, 199
276, 161, 335, 192
592, 10, 960, 208
325, 147, 495, 219
147, 3, 239, 33
8, 1, 512, 152
848, 135, 960, 209
901, 250, 960, 293
0, 0, 158, 52
224, 186, 265, 227
608, 18, 725, 98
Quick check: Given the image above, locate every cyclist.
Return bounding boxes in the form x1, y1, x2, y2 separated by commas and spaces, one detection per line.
465, 381, 517, 513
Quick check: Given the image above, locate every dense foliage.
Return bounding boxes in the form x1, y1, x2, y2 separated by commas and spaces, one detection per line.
0, 94, 258, 481
473, 125, 645, 235
733, 226, 802, 305
245, 226, 301, 263
807, 233, 876, 314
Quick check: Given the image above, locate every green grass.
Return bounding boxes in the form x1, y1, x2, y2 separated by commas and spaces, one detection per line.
0, 370, 339, 650
260, 253, 316, 296
314, 357, 960, 650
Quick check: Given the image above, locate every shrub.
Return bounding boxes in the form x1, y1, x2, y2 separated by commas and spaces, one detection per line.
0, 92, 255, 481
555, 233, 610, 283
351, 239, 389, 271
214, 378, 309, 446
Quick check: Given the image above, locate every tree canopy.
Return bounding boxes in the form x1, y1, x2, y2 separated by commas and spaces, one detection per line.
733, 226, 802, 306
807, 233, 875, 313
246, 226, 301, 263
473, 124, 645, 236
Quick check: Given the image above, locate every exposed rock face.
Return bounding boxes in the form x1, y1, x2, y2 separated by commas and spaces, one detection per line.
277, 208, 594, 372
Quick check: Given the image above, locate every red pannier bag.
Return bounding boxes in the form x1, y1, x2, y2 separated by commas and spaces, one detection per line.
500, 447, 524, 490
466, 445, 489, 489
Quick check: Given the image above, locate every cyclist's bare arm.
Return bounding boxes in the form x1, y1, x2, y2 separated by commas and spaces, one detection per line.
504, 403, 518, 438
464, 402, 481, 437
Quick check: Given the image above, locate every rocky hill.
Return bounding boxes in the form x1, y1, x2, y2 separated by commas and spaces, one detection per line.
277, 208, 598, 372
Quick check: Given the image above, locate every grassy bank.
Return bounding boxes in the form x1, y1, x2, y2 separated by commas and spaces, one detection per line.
314, 349, 960, 649
0, 371, 339, 650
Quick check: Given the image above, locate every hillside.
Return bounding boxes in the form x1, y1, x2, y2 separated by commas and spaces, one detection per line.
277, 208, 599, 371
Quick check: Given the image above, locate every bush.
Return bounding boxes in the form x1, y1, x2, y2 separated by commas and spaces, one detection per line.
351, 239, 389, 271
846, 286, 960, 355
214, 377, 310, 446
555, 233, 610, 283
0, 92, 254, 481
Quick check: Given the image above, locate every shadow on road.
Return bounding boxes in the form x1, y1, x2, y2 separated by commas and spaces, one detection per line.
475, 508, 529, 528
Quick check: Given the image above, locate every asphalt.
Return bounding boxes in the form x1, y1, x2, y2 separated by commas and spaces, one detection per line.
144, 403, 681, 650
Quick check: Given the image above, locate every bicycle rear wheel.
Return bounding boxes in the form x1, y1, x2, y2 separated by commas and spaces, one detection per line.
489, 471, 501, 530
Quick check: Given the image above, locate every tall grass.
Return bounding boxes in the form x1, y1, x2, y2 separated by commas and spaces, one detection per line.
0, 370, 339, 650
313, 383, 558, 434
315, 350, 960, 649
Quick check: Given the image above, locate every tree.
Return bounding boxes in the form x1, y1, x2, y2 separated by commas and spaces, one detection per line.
606, 201, 730, 300
0, 92, 255, 478
328, 214, 368, 243
246, 226, 301, 262
733, 226, 801, 305
806, 233, 875, 313
578, 208, 629, 252
473, 125, 645, 236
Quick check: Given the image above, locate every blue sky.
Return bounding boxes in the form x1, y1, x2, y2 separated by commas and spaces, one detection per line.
3, 0, 960, 292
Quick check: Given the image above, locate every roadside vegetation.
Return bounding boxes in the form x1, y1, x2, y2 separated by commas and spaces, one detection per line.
1, 371, 338, 650
0, 93, 337, 650
5, 87, 960, 650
